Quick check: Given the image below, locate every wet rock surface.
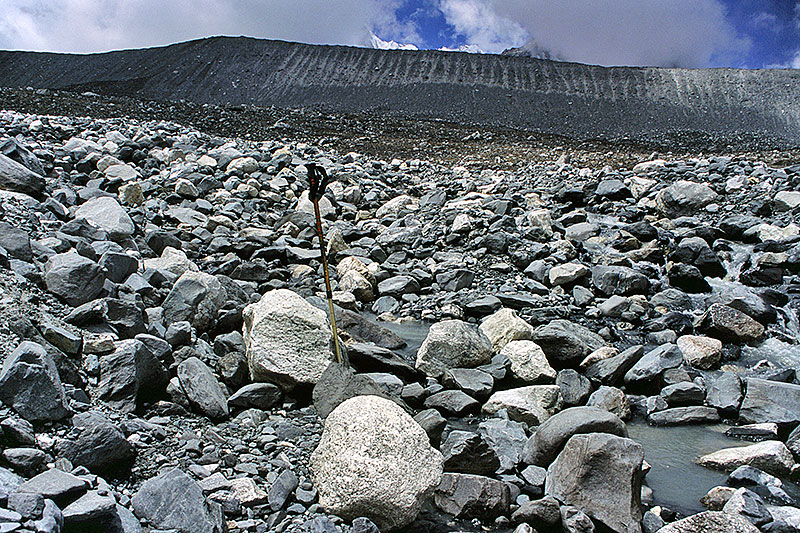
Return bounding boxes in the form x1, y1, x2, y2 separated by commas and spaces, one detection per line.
0, 96, 798, 533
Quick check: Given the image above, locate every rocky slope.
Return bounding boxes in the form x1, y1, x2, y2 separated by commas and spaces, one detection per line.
0, 98, 799, 533
1, 37, 799, 149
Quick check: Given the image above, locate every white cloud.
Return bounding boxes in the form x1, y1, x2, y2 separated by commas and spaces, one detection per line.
752, 12, 780, 32
441, 0, 749, 67
796, 2, 800, 31
0, 0, 415, 53
438, 0, 527, 54
769, 50, 800, 69
0, 0, 755, 68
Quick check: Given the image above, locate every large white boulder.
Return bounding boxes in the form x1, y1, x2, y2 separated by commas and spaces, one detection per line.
310, 395, 443, 530
243, 289, 333, 389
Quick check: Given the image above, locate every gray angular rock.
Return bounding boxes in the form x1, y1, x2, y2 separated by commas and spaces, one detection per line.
35, 499, 64, 533
787, 425, 800, 460
671, 236, 725, 278
99, 251, 139, 284
177, 357, 229, 420
96, 339, 169, 412
75, 196, 135, 241
54, 411, 135, 474
706, 372, 743, 417
596, 178, 631, 199
728, 465, 792, 504
765, 506, 800, 533
16, 468, 88, 504
442, 368, 494, 401
44, 252, 105, 306
668, 262, 712, 293
624, 343, 682, 387
698, 304, 764, 344
722, 488, 772, 527
545, 433, 644, 533
62, 489, 117, 524
434, 473, 510, 519
556, 368, 592, 406
162, 271, 227, 332
227, 382, 283, 411
532, 320, 605, 368
415, 319, 493, 378
414, 408, 447, 447
0, 152, 45, 196
2, 447, 45, 475
656, 180, 718, 217
244, 289, 334, 389
739, 378, 800, 427
6, 490, 43, 519
268, 469, 298, 511
1, 417, 36, 446
424, 389, 480, 416
587, 385, 631, 420
132, 468, 224, 533
585, 345, 644, 386
511, 495, 561, 529
0, 222, 32, 261
726, 424, 779, 443
591, 265, 649, 296
441, 430, 500, 475
0, 341, 71, 422
661, 381, 705, 407
523, 406, 627, 466
566, 222, 599, 242
309, 395, 443, 531
377, 275, 420, 297
478, 417, 528, 473
436, 269, 474, 291
312, 363, 396, 419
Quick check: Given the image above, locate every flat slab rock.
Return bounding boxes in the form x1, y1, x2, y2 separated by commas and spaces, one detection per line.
696, 440, 795, 478
15, 468, 88, 503
655, 510, 759, 532
739, 378, 800, 427
648, 406, 721, 426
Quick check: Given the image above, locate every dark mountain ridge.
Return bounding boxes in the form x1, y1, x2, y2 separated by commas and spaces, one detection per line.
1, 36, 798, 147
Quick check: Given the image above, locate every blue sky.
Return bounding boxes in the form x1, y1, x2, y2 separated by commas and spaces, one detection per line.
1, 0, 799, 68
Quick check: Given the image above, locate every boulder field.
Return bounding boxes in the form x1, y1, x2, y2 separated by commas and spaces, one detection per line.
0, 105, 799, 533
